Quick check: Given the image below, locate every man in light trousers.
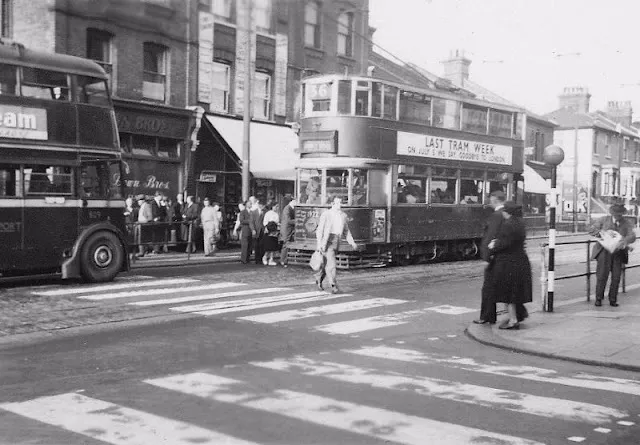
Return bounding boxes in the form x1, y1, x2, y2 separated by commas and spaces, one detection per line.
315, 196, 357, 294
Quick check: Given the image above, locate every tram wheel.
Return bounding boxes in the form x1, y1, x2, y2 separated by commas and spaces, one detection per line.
80, 231, 124, 283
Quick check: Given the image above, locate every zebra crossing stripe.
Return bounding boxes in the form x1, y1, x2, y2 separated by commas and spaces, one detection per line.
0, 393, 259, 445
347, 346, 640, 396
251, 357, 628, 424
314, 309, 425, 334
131, 287, 290, 307
77, 282, 245, 301
32, 278, 198, 297
172, 291, 345, 315
145, 372, 544, 445
238, 298, 407, 324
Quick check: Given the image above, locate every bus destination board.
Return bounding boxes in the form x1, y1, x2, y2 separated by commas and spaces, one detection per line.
397, 130, 512, 166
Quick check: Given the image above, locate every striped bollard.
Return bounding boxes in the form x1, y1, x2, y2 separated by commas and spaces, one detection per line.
542, 144, 565, 313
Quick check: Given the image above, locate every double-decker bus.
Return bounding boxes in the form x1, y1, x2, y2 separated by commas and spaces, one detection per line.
288, 74, 525, 267
0, 40, 128, 282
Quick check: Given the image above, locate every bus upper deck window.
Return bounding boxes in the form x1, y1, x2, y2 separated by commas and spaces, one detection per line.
0, 64, 17, 95
76, 76, 110, 106
21, 68, 70, 101
0, 165, 19, 197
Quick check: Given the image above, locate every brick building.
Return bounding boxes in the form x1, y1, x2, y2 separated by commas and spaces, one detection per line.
545, 89, 640, 220
1, 0, 370, 225
7, 0, 200, 200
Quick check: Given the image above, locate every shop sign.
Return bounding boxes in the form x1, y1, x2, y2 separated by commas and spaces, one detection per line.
113, 159, 177, 196
199, 172, 217, 183
397, 131, 513, 166
116, 110, 189, 139
0, 105, 47, 140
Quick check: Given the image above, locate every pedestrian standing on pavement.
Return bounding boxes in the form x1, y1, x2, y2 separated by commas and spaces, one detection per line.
251, 200, 266, 265
314, 196, 357, 294
473, 190, 506, 325
279, 197, 296, 267
262, 204, 280, 266
173, 193, 185, 243
136, 195, 153, 257
201, 198, 222, 256
239, 200, 253, 263
182, 195, 199, 253
233, 202, 246, 240
589, 203, 637, 307
487, 201, 532, 330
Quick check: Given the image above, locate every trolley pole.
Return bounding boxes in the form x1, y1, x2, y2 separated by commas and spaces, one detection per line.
543, 144, 565, 312
241, 0, 252, 202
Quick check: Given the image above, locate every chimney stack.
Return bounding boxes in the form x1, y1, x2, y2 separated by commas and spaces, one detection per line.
558, 86, 591, 113
441, 49, 471, 87
606, 100, 633, 127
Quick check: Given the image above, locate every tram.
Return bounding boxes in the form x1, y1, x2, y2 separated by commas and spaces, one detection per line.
287, 74, 525, 268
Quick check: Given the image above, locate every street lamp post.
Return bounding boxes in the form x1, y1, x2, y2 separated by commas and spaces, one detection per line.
543, 144, 565, 312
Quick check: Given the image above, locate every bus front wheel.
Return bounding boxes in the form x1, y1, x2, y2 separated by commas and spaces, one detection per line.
80, 231, 124, 283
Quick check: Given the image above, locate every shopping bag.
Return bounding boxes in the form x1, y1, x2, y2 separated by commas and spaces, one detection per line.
598, 230, 623, 254
309, 250, 325, 271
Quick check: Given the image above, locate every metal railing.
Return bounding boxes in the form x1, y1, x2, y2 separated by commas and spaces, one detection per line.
126, 221, 196, 262
539, 239, 637, 309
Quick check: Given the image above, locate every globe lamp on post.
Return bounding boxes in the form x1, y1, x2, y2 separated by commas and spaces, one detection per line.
543, 144, 565, 312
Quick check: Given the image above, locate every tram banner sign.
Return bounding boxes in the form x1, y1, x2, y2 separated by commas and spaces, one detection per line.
0, 105, 47, 140
396, 131, 512, 166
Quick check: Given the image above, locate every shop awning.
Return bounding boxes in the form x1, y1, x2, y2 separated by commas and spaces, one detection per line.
523, 164, 550, 194
206, 115, 299, 181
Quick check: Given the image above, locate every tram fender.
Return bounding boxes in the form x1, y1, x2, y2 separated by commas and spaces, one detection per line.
61, 222, 130, 279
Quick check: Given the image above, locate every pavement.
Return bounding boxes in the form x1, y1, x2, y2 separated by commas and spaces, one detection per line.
466, 286, 640, 372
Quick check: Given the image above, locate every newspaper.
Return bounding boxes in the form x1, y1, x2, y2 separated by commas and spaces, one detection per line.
598, 230, 623, 253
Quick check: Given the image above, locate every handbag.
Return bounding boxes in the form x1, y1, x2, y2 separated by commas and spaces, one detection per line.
309, 250, 325, 271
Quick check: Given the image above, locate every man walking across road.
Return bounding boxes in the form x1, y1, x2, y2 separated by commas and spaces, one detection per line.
314, 196, 357, 294
280, 197, 296, 267
473, 190, 506, 325
589, 203, 636, 307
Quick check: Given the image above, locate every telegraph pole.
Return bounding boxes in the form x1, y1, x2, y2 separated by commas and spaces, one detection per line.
241, 0, 252, 202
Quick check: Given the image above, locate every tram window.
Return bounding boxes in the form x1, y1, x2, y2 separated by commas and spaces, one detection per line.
76, 76, 110, 106
430, 178, 456, 204
0, 165, 19, 197
79, 162, 112, 198
24, 165, 73, 196
397, 178, 426, 204
369, 169, 388, 206
355, 81, 369, 116
460, 179, 484, 204
307, 82, 332, 114
432, 98, 460, 130
399, 91, 431, 125
485, 181, 506, 201
489, 109, 513, 138
371, 82, 382, 117
0, 64, 18, 95
325, 169, 349, 204
337, 80, 352, 114
383, 85, 398, 120
462, 104, 488, 134
351, 169, 368, 205
299, 169, 322, 205
21, 68, 70, 101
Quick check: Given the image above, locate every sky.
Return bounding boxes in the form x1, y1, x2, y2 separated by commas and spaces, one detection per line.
369, 0, 640, 119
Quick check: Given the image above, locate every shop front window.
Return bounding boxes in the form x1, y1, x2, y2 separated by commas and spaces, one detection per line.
299, 169, 322, 205
131, 134, 156, 157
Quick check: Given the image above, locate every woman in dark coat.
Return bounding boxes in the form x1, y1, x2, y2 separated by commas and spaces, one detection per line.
488, 201, 532, 330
